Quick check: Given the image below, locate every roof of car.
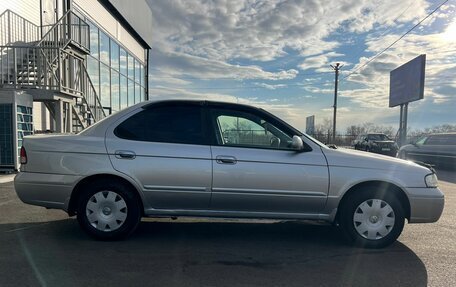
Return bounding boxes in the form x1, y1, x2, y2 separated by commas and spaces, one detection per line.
428, 132, 456, 135
142, 99, 261, 110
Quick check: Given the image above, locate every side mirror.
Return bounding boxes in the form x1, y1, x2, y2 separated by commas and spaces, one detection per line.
291, 135, 304, 151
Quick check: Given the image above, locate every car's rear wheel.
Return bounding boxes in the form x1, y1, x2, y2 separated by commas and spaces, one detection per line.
76, 180, 141, 240
338, 189, 405, 248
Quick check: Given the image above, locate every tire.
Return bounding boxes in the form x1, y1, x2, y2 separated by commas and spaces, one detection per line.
338, 189, 405, 249
76, 179, 142, 240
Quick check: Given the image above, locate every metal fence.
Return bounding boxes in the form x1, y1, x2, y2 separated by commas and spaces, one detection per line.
310, 134, 357, 147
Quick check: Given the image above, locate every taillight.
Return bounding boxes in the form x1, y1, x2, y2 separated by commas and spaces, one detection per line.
20, 146, 27, 164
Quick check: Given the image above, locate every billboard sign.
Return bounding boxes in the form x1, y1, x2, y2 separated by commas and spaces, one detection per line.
389, 54, 426, 107
305, 115, 315, 135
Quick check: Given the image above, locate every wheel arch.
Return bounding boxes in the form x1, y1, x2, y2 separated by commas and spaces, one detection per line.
336, 180, 411, 222
68, 173, 145, 216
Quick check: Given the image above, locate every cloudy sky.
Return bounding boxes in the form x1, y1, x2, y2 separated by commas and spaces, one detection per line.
146, 0, 456, 133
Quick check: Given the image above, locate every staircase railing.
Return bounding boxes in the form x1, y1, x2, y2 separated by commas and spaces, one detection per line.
58, 49, 105, 121
38, 10, 89, 52
0, 10, 40, 46
0, 9, 104, 127
0, 45, 105, 121
80, 62, 105, 122
0, 46, 60, 89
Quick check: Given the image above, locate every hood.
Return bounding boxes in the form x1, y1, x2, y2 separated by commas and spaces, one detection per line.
322, 147, 431, 173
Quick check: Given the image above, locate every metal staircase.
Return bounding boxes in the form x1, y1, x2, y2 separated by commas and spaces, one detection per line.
0, 9, 105, 133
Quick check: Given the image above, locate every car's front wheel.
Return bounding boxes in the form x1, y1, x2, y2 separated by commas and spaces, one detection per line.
338, 189, 405, 248
76, 180, 142, 240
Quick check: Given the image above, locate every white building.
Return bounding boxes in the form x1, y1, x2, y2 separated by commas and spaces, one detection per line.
0, 0, 153, 170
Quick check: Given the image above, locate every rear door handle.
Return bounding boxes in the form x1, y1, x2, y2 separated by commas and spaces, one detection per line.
115, 150, 136, 159
216, 155, 237, 164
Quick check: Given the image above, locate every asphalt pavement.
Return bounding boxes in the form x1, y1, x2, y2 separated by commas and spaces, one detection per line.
0, 169, 455, 287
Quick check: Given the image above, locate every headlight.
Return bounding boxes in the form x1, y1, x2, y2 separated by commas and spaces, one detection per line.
425, 173, 438, 188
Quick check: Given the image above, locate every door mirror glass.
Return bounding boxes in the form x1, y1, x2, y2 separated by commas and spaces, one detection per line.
291, 135, 304, 150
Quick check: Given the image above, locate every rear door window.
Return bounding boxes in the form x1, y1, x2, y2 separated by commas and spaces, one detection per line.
425, 135, 456, 145
115, 104, 206, 145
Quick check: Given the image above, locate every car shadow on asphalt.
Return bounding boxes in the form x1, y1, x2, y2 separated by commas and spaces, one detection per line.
0, 219, 427, 287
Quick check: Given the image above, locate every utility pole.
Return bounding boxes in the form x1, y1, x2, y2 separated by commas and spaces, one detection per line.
330, 63, 342, 144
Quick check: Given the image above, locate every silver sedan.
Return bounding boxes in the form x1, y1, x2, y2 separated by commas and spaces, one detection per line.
15, 100, 444, 248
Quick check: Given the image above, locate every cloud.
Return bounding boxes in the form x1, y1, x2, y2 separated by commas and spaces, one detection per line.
149, 49, 299, 81
147, 0, 430, 77
343, 29, 456, 107
143, 0, 455, 131
322, 107, 350, 112
253, 83, 287, 90
299, 52, 350, 72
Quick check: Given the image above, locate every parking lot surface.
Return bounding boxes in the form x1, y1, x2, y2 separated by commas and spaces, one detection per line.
0, 169, 455, 287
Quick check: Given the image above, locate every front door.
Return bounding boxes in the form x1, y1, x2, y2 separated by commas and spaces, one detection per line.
208, 106, 329, 214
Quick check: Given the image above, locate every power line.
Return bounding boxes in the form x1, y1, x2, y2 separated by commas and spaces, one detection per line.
373, 2, 415, 40
342, 0, 450, 81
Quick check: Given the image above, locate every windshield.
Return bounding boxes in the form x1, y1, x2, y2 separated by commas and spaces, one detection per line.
368, 134, 391, 141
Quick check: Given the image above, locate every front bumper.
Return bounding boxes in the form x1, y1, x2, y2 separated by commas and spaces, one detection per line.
371, 146, 397, 156
407, 187, 444, 223
14, 172, 81, 212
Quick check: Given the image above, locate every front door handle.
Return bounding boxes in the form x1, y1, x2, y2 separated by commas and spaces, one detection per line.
115, 150, 136, 159
216, 155, 237, 164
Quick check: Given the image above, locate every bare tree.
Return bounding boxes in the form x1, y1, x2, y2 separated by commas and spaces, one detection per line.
314, 117, 333, 143
346, 125, 366, 136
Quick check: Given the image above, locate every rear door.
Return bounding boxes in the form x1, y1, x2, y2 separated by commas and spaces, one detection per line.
105, 102, 212, 210
207, 105, 329, 214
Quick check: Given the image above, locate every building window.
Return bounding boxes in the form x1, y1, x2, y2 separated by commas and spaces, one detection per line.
128, 79, 135, 105
128, 54, 134, 80
83, 14, 147, 113
99, 31, 110, 65
120, 75, 128, 109
87, 56, 100, 97
88, 21, 99, 59
100, 64, 111, 108
135, 59, 140, 84
135, 83, 141, 104
111, 71, 120, 112
110, 41, 119, 71
120, 47, 128, 76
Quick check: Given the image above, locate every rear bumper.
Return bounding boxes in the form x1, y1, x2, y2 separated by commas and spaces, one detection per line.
14, 172, 81, 212
407, 187, 444, 223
